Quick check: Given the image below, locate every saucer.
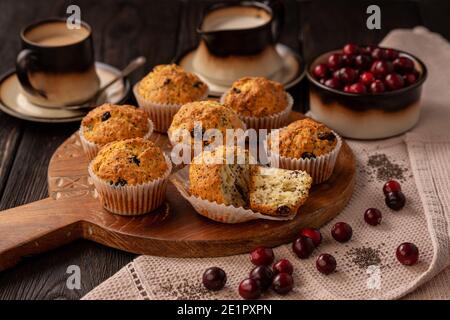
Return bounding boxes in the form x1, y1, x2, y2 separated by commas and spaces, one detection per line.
0, 62, 130, 123
177, 43, 305, 96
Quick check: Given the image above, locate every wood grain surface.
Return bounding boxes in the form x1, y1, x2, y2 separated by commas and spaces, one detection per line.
0, 0, 449, 300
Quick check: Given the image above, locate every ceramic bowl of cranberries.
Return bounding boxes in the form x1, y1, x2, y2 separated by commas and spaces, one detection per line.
307, 44, 427, 139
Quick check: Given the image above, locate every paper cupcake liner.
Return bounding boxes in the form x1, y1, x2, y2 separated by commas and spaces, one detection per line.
268, 131, 342, 184
220, 92, 293, 131
170, 166, 297, 224
79, 119, 154, 161
133, 82, 209, 133
88, 154, 172, 216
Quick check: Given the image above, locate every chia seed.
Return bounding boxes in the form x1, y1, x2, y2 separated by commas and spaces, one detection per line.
367, 153, 407, 182
345, 246, 382, 270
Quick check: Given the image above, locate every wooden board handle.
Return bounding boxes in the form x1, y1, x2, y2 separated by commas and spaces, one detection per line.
0, 197, 82, 271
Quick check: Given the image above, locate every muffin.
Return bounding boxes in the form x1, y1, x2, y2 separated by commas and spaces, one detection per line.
221, 77, 293, 129
249, 167, 312, 217
79, 104, 153, 160
168, 100, 245, 151
134, 64, 209, 132
88, 138, 172, 215
268, 118, 342, 184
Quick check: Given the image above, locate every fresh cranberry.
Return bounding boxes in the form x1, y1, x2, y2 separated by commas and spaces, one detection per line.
273, 259, 294, 275
370, 80, 386, 93
342, 54, 355, 67
354, 54, 372, 69
250, 247, 274, 266
360, 71, 375, 86
385, 191, 406, 211
385, 48, 399, 60
316, 254, 337, 275
335, 67, 358, 84
249, 265, 274, 291
239, 278, 261, 300
364, 208, 382, 226
331, 222, 353, 243
324, 78, 342, 90
396, 242, 419, 266
319, 78, 326, 85
348, 82, 367, 94
299, 228, 322, 247
202, 267, 227, 291
343, 85, 352, 92
371, 60, 394, 78
393, 57, 414, 74
371, 47, 386, 60
404, 73, 417, 86
385, 73, 404, 90
313, 63, 329, 79
343, 43, 359, 55
362, 45, 377, 55
383, 180, 402, 195
271, 273, 294, 295
327, 53, 343, 70
292, 236, 315, 259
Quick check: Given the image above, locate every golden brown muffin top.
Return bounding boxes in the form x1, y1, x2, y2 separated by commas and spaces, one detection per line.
137, 64, 208, 104
91, 138, 168, 186
271, 118, 337, 159
222, 77, 288, 117
168, 100, 245, 146
81, 104, 150, 146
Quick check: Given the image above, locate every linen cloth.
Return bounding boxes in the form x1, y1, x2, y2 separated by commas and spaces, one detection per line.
83, 27, 450, 300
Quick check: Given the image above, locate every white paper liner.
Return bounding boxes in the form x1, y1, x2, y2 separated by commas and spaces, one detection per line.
88, 154, 172, 216
79, 119, 154, 161
269, 131, 342, 184
133, 82, 209, 133
220, 92, 293, 130
170, 166, 297, 224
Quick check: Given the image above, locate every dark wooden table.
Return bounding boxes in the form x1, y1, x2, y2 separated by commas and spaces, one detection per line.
0, 0, 449, 300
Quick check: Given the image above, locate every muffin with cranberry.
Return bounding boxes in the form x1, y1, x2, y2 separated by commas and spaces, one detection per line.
134, 64, 208, 132
268, 118, 342, 184
221, 77, 293, 130
88, 138, 172, 215
79, 104, 153, 160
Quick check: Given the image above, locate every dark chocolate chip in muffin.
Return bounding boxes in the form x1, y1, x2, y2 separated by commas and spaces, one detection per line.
232, 87, 241, 94
163, 78, 171, 85
101, 111, 111, 122
301, 152, 316, 159
129, 155, 140, 166
115, 178, 128, 186
276, 205, 291, 215
193, 81, 203, 88
318, 132, 336, 142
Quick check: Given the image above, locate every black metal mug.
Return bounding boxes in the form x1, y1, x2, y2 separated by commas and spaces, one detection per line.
197, 0, 285, 57
16, 18, 99, 107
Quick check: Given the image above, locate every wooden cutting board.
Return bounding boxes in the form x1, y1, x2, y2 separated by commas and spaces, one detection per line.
0, 112, 355, 271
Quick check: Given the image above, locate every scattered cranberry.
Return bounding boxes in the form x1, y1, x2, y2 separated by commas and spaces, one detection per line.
335, 67, 358, 84
271, 273, 294, 295
348, 82, 367, 94
324, 78, 342, 90
299, 228, 322, 247
313, 63, 329, 79
364, 208, 382, 226
327, 53, 343, 70
331, 222, 353, 243
202, 267, 227, 291
371, 60, 394, 78
404, 73, 417, 85
385, 48, 399, 60
396, 242, 419, 266
273, 259, 294, 275
360, 71, 375, 86
250, 247, 274, 266
385, 73, 404, 90
354, 54, 372, 69
239, 278, 261, 300
316, 254, 337, 275
393, 57, 414, 73
370, 80, 386, 93
371, 47, 386, 60
383, 180, 402, 195
249, 265, 274, 291
343, 43, 359, 55
385, 191, 406, 211
292, 236, 315, 259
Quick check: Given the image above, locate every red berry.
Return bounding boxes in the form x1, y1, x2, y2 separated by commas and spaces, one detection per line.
324, 78, 342, 90
341, 54, 355, 67
371, 47, 387, 60
385, 73, 404, 91
335, 67, 358, 84
362, 45, 377, 55
343, 43, 359, 55
239, 278, 261, 300
371, 60, 394, 78
393, 57, 414, 74
383, 180, 402, 195
385, 191, 406, 211
327, 53, 343, 70
331, 222, 353, 243
348, 82, 367, 94
343, 85, 352, 92
271, 273, 294, 295
354, 54, 372, 69
385, 48, 399, 60
273, 259, 294, 275
299, 228, 322, 247
316, 253, 337, 275
404, 73, 417, 86
313, 63, 329, 79
292, 236, 315, 259
364, 208, 382, 226
396, 242, 419, 266
360, 71, 375, 86
370, 80, 386, 93
202, 267, 227, 291
249, 265, 274, 291
250, 247, 274, 266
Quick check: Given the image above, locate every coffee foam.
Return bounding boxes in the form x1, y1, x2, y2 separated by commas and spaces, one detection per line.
25, 21, 90, 46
